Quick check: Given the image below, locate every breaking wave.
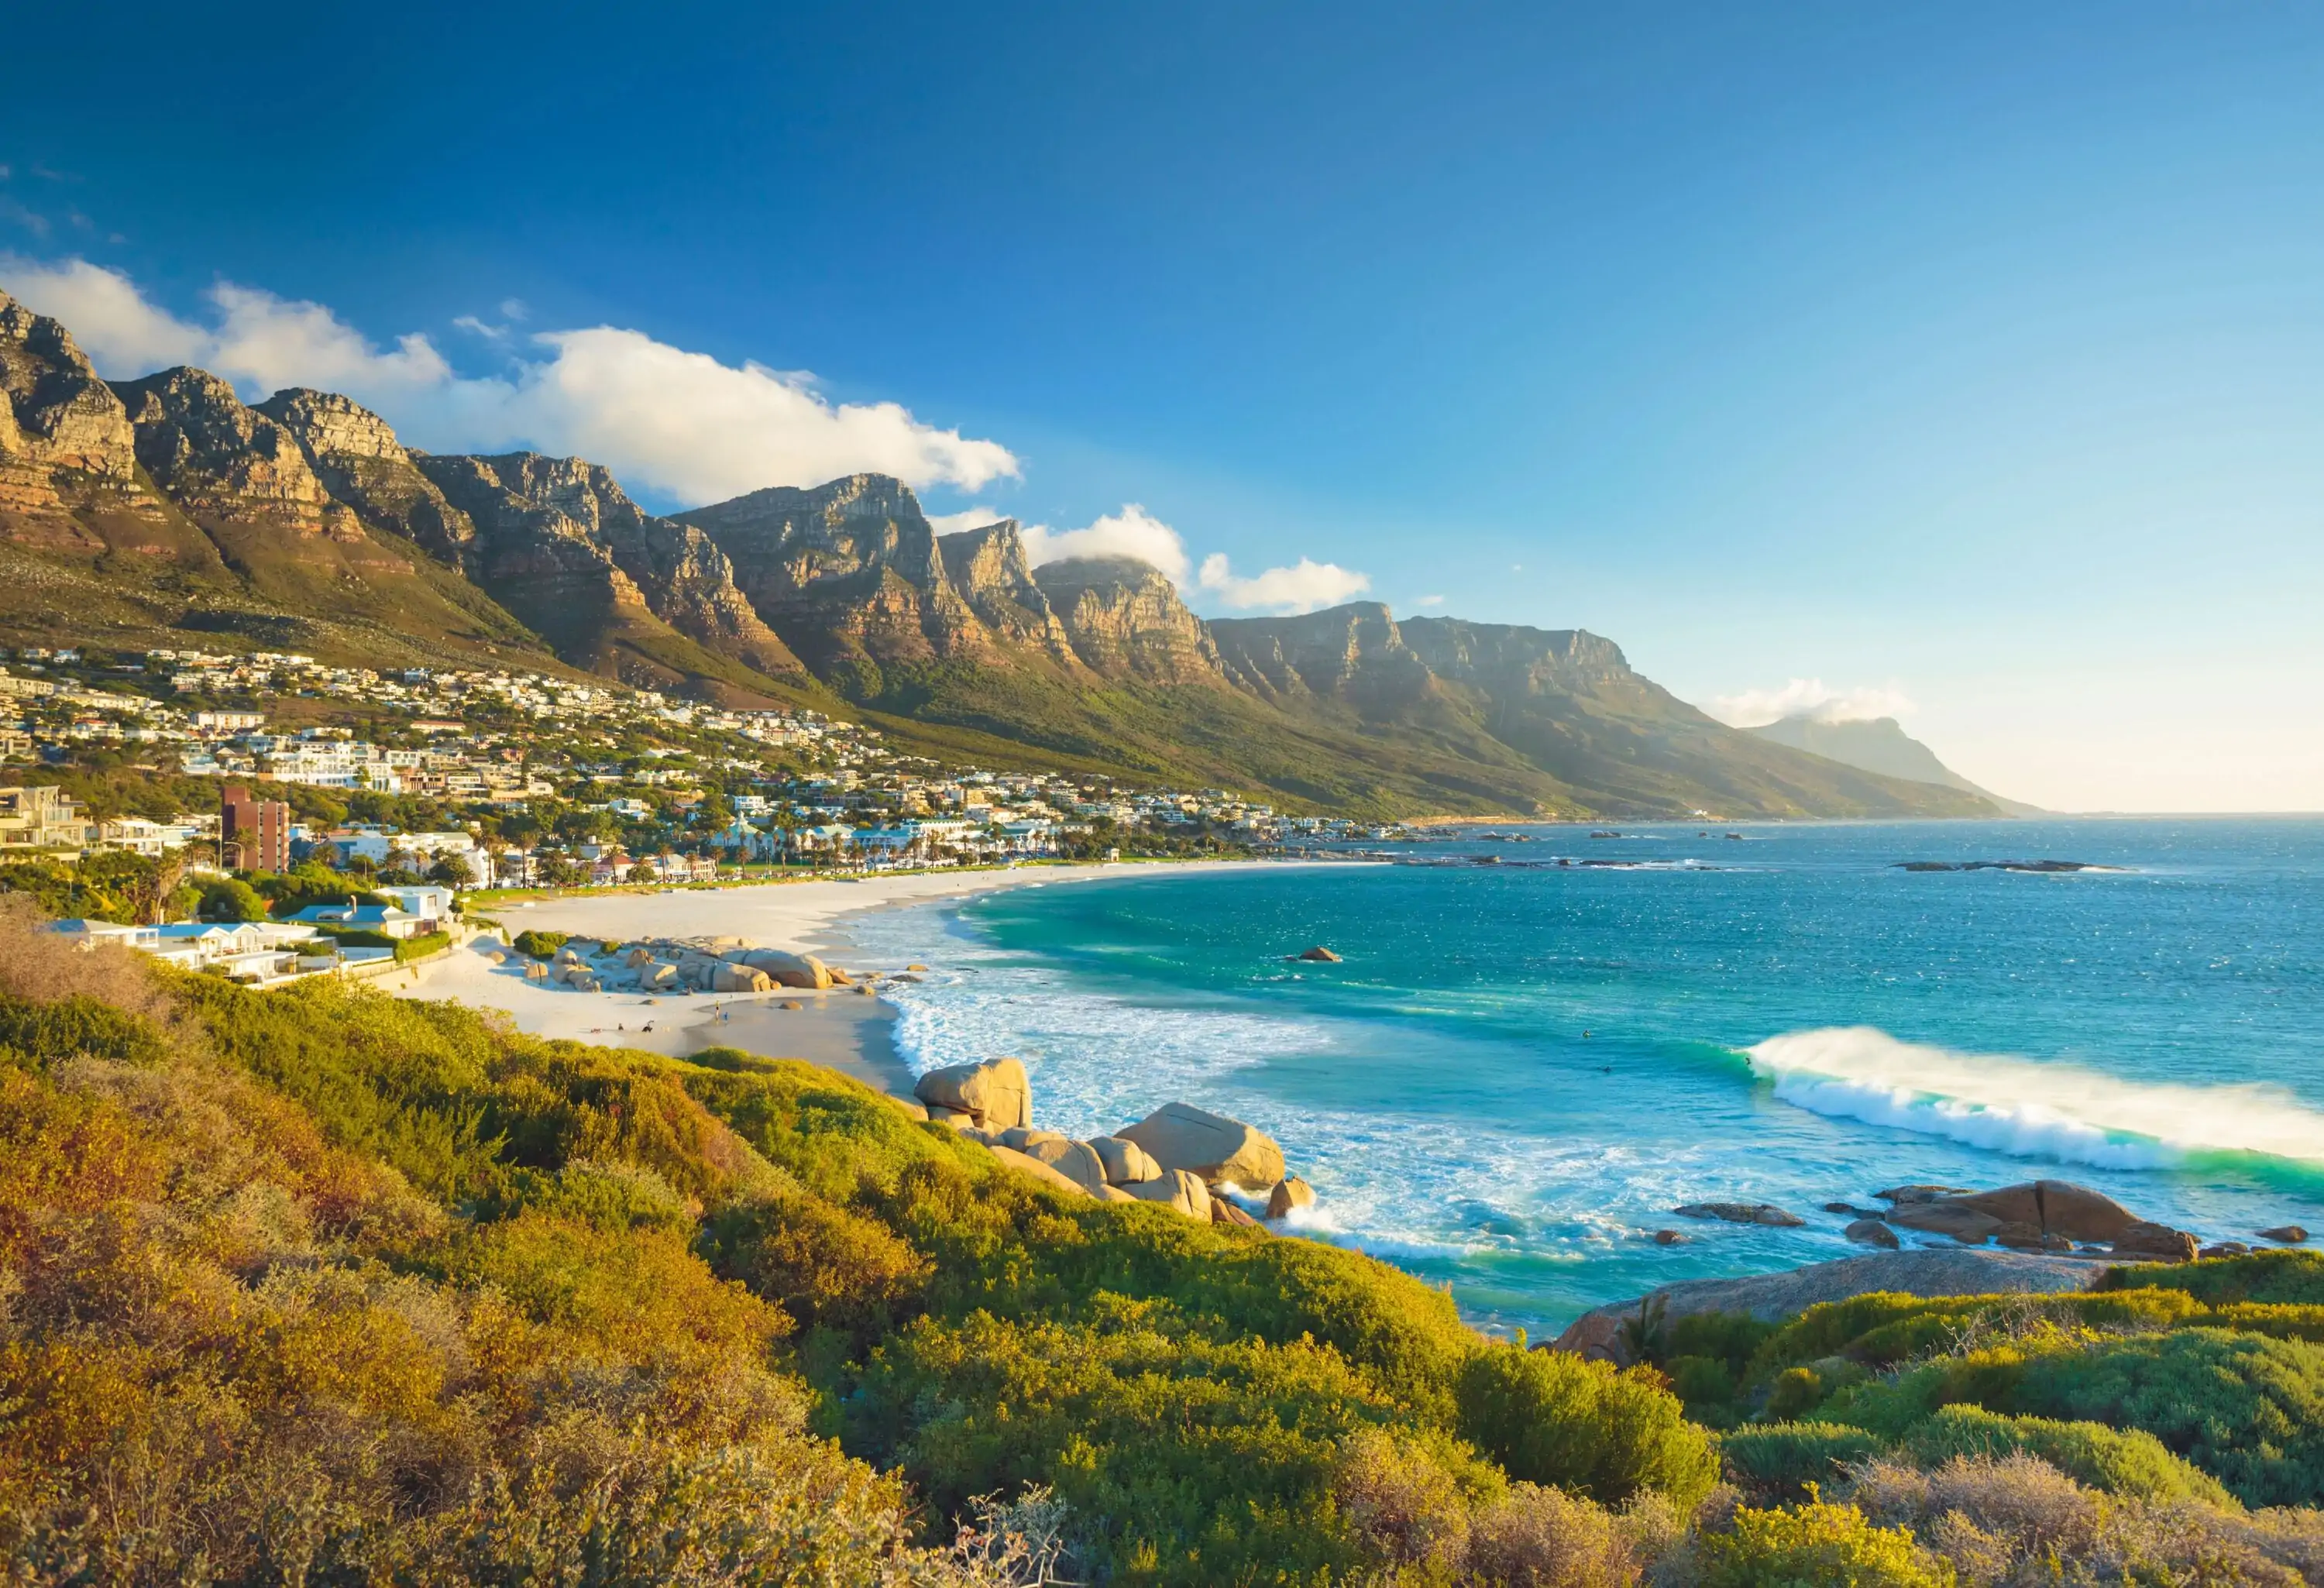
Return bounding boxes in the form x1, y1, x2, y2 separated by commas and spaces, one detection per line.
1748, 1026, 2324, 1171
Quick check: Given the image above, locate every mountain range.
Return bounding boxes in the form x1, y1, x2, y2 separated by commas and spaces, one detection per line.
0, 287, 2007, 818
1746, 713, 2040, 816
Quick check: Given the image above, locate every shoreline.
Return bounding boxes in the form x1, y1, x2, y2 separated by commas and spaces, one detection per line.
394, 859, 1297, 1091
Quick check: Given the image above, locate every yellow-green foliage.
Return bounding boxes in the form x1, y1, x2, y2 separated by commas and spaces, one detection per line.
1697, 1500, 1955, 1587
0, 920, 1724, 1587
1455, 1343, 1721, 1510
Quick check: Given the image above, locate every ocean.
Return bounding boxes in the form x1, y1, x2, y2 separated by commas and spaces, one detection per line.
844, 819, 2324, 1336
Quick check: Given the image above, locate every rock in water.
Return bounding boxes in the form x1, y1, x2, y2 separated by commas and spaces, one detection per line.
2111, 1222, 2200, 1263
1265, 1176, 1315, 1218
1673, 1202, 1804, 1228
1212, 1197, 1261, 1229
1948, 1181, 2139, 1243
1886, 1202, 2004, 1245
1993, 1221, 2073, 1253
1120, 1102, 1285, 1188
1126, 1168, 1212, 1220
1653, 1229, 1688, 1246
1091, 1135, 1163, 1185
1294, 945, 1342, 962
1844, 1219, 1900, 1249
913, 1057, 1031, 1131
2260, 1225, 2309, 1243
1875, 1184, 1975, 1206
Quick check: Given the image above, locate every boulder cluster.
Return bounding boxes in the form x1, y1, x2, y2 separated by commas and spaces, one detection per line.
518, 937, 862, 996
1670, 1177, 2307, 1264
909, 1058, 1312, 1227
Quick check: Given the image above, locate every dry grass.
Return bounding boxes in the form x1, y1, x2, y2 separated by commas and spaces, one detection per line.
1851, 1453, 2319, 1586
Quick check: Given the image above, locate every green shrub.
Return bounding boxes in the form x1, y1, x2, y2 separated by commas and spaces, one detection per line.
1766, 1365, 1827, 1420
394, 930, 452, 962
2013, 1328, 2324, 1508
1899, 1404, 2234, 1507
1720, 1423, 1886, 1499
512, 928, 569, 960
2103, 1249, 2324, 1307
1697, 1500, 1954, 1587
1455, 1343, 1720, 1509
0, 992, 171, 1071
1669, 1309, 1776, 1379
854, 1303, 1413, 1586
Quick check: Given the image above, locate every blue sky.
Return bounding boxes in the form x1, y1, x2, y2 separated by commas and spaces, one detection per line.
5, 3, 2322, 809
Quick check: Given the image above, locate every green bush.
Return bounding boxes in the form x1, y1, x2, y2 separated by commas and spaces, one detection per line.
395, 930, 452, 962
1720, 1423, 1886, 1499
2104, 1249, 2324, 1307
1697, 1500, 1954, 1587
1455, 1342, 1720, 1509
1765, 1365, 1827, 1420
1899, 1404, 2234, 1507
513, 928, 569, 960
2014, 1328, 2324, 1508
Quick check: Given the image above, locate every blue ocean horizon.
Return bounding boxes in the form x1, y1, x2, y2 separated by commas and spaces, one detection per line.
848, 818, 2324, 1335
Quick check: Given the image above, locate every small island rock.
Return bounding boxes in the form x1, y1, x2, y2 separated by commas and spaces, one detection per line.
1844, 1218, 1901, 1249
1673, 1201, 1804, 1228
1265, 1176, 1315, 1219
2260, 1225, 2310, 1243
1294, 945, 1342, 962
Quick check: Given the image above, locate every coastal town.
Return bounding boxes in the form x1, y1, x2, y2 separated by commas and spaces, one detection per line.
0, 644, 1413, 981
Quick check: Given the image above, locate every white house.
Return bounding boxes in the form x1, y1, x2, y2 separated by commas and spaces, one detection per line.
284, 901, 426, 940
374, 885, 455, 930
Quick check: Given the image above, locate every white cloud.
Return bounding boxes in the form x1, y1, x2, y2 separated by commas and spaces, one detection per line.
1197, 552, 1370, 614
1414, 593, 1446, 607
1021, 504, 1191, 583
452, 313, 509, 341
927, 506, 1007, 535
1702, 677, 1916, 728
0, 255, 1019, 503
1016, 503, 1370, 614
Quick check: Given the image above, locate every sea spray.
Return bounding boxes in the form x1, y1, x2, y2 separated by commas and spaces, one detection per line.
1747, 1026, 2324, 1169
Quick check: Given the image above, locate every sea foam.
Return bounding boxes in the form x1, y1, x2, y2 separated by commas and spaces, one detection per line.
1748, 1026, 2324, 1170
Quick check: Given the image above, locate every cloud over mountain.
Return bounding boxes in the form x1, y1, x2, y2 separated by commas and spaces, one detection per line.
1702, 677, 1916, 727
0, 256, 1019, 501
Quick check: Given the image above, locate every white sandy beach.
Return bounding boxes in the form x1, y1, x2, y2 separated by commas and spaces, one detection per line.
390, 861, 1270, 1094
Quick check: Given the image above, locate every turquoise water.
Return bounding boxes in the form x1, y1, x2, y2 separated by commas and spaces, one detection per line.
850, 820, 2324, 1335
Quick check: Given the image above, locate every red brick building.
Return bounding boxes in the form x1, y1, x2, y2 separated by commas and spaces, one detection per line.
220, 785, 290, 873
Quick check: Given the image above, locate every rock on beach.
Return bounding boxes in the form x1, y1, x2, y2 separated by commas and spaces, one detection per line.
914, 1057, 1032, 1132
1120, 1102, 1286, 1189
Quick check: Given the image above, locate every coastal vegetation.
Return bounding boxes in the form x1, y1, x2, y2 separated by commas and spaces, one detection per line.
5, 896, 2323, 1583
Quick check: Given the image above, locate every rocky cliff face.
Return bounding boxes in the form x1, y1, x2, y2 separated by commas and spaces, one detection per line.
0, 292, 156, 545
259, 389, 479, 562
676, 475, 993, 689
416, 452, 807, 684
1031, 556, 1226, 684
1211, 601, 1435, 713
112, 368, 354, 538
937, 521, 1079, 662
